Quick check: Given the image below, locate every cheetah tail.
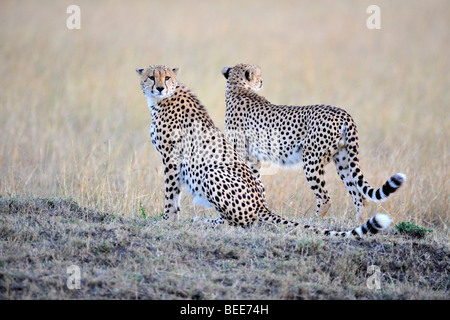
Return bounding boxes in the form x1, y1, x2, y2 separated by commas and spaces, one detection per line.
354, 172, 407, 203
261, 208, 392, 238
302, 213, 392, 238
343, 122, 406, 202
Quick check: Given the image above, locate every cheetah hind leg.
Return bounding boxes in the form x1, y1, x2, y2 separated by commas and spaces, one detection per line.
333, 148, 368, 222
192, 216, 225, 228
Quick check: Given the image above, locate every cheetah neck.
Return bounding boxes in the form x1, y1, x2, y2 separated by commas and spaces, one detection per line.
226, 86, 269, 105
145, 93, 163, 114
146, 85, 216, 129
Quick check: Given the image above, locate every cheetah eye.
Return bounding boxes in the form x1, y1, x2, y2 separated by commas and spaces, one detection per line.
165, 76, 170, 81
149, 75, 155, 81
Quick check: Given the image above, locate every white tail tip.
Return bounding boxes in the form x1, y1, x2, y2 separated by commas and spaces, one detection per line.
395, 173, 407, 183
374, 213, 392, 230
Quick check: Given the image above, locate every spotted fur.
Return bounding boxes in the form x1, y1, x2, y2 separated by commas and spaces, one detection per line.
222, 63, 406, 221
136, 64, 392, 237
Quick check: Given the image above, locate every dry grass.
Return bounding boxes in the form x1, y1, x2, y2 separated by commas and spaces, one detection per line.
0, 197, 448, 299
0, 0, 448, 227
0, 0, 449, 299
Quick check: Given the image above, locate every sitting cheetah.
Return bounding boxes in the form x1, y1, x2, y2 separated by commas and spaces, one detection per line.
221, 63, 406, 221
135, 64, 392, 237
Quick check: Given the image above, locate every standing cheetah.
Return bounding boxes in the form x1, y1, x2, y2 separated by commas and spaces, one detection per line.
222, 63, 406, 221
135, 64, 392, 237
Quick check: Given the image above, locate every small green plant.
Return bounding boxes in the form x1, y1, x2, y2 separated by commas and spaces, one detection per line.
395, 221, 433, 239
139, 201, 146, 218
138, 201, 165, 220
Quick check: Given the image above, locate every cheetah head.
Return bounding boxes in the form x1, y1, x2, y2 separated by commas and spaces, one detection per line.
221, 63, 263, 92
136, 65, 180, 100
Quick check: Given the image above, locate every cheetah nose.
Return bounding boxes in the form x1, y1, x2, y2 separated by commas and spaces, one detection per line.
156, 86, 164, 93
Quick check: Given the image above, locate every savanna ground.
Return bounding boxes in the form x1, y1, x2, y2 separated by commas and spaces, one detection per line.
0, 0, 448, 300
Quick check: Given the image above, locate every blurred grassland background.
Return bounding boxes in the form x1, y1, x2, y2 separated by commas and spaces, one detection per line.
0, 0, 448, 229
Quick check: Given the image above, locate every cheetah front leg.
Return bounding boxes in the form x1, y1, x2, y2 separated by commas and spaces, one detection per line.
245, 156, 269, 203
161, 159, 182, 221
247, 156, 262, 180
227, 129, 266, 196
302, 152, 331, 217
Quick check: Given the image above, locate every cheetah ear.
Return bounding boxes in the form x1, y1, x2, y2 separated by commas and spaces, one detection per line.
244, 69, 254, 81
222, 67, 232, 79
172, 67, 180, 76
136, 68, 144, 75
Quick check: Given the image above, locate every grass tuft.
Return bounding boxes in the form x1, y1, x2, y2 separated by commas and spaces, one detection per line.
395, 222, 433, 239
